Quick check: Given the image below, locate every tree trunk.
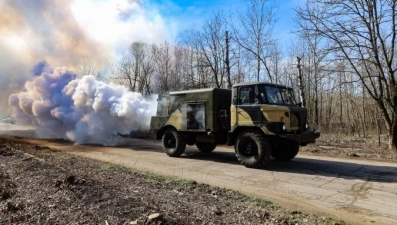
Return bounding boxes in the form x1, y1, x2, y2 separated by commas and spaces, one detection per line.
379, 97, 397, 150
296, 57, 306, 107
376, 106, 381, 147
389, 119, 397, 150
225, 31, 232, 89
362, 85, 366, 137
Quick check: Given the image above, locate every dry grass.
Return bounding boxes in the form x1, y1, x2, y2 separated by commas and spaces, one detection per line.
316, 132, 389, 149
301, 132, 397, 162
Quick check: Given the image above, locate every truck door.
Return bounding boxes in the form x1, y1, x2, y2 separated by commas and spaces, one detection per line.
236, 86, 260, 125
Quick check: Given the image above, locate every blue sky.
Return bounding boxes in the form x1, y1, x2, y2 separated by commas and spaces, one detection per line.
149, 0, 300, 48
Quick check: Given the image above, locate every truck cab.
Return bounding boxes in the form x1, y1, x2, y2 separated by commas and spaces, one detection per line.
229, 82, 319, 167
231, 82, 318, 144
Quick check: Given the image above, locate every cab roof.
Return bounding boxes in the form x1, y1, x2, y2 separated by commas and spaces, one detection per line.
169, 88, 231, 95
232, 82, 292, 89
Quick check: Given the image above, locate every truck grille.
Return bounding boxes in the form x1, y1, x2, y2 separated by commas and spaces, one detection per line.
290, 112, 300, 128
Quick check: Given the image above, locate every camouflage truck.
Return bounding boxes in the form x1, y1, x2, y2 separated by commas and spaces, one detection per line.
150, 82, 320, 168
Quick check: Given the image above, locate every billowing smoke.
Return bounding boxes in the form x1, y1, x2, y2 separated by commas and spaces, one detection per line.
0, 0, 109, 118
9, 62, 156, 145
0, 0, 172, 118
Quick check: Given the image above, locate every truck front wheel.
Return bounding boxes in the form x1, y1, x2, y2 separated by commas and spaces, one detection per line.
196, 142, 217, 153
235, 131, 271, 169
271, 140, 299, 161
162, 129, 186, 157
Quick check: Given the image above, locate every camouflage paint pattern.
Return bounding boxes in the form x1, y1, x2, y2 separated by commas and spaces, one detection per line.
150, 88, 231, 133
231, 104, 302, 135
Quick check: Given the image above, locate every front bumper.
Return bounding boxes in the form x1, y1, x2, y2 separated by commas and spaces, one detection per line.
278, 130, 320, 144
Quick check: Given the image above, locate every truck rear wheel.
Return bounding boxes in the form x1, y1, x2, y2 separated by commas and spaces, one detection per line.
162, 129, 186, 157
271, 141, 299, 161
235, 131, 271, 169
196, 142, 217, 153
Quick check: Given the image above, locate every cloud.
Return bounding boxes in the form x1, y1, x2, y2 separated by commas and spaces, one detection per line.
71, 0, 174, 57
0, 0, 109, 68
0, 0, 108, 117
0, 0, 173, 118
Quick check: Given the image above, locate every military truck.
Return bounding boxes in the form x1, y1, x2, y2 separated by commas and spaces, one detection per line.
150, 82, 320, 168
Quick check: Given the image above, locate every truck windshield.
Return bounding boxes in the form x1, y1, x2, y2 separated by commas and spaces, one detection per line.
259, 85, 296, 105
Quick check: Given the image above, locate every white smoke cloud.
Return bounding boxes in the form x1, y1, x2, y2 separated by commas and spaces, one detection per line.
0, 0, 108, 118
9, 63, 157, 145
0, 0, 176, 118
71, 0, 176, 58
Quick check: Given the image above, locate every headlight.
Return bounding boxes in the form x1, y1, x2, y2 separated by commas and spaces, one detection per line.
282, 123, 286, 131
305, 122, 309, 130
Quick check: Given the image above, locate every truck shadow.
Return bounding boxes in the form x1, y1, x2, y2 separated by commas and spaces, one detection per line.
182, 149, 397, 183
111, 140, 397, 183
267, 157, 397, 183
182, 149, 241, 165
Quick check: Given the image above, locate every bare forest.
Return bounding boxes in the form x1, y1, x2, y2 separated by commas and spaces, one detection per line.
89, 0, 396, 150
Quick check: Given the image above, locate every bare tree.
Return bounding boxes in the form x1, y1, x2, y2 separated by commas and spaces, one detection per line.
177, 30, 200, 88
178, 13, 229, 89
268, 41, 282, 84
129, 42, 145, 92
297, 0, 397, 149
295, 4, 335, 127
197, 11, 229, 88
139, 48, 154, 96
111, 53, 134, 91
233, 0, 278, 82
152, 42, 185, 93
78, 58, 97, 76
111, 42, 153, 94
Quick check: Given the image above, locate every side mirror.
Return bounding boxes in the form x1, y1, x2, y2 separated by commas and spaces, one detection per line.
255, 94, 260, 104
233, 95, 238, 105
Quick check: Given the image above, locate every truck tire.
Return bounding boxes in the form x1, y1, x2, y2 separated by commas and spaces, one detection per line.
162, 129, 186, 157
235, 131, 271, 169
271, 141, 299, 161
196, 142, 217, 153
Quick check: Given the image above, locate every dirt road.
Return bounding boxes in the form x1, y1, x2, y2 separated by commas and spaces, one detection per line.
1, 124, 397, 224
